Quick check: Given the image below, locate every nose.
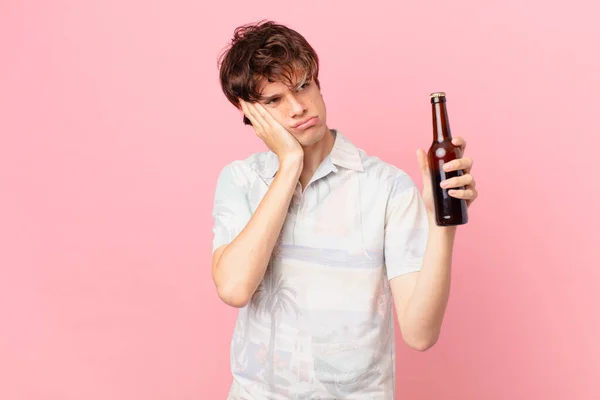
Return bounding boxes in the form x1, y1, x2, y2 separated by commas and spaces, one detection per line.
288, 95, 307, 118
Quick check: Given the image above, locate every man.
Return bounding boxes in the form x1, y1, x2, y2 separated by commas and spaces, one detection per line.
211, 20, 478, 399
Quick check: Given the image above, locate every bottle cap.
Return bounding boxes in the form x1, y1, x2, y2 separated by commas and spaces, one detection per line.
430, 92, 447, 104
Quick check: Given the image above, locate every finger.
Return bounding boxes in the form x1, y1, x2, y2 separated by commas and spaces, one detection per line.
470, 188, 478, 205
240, 101, 266, 132
253, 103, 277, 126
440, 174, 474, 189
248, 102, 272, 132
239, 100, 253, 122
448, 188, 478, 200
452, 136, 467, 153
443, 157, 473, 173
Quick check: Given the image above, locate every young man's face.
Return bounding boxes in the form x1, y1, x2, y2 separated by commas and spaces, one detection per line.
256, 74, 328, 147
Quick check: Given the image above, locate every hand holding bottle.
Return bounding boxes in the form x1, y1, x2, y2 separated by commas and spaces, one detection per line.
418, 92, 478, 226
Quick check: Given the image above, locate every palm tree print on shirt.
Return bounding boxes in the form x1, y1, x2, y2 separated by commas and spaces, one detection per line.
251, 265, 301, 394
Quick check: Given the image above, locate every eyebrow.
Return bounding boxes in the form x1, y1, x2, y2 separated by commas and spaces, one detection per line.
259, 77, 308, 103
260, 93, 281, 103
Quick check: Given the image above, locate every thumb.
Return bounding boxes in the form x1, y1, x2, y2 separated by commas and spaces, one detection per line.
416, 148, 430, 179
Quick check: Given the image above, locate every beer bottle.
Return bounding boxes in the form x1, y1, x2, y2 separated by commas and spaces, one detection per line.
427, 92, 468, 226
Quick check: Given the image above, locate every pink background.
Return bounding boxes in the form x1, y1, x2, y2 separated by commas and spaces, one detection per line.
1, 0, 598, 399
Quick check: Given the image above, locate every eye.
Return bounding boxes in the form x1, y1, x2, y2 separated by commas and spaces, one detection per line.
266, 97, 280, 105
297, 82, 310, 91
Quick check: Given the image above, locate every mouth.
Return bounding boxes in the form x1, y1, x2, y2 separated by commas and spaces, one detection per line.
293, 116, 319, 130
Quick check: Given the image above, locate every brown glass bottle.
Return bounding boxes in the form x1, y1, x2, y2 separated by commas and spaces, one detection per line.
427, 92, 468, 226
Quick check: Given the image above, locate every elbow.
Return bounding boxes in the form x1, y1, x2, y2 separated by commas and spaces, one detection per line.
212, 260, 253, 308
406, 338, 438, 352
215, 283, 252, 308
403, 332, 440, 352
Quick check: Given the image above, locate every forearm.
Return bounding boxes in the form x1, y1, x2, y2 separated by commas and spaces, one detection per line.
213, 158, 302, 306
402, 217, 456, 346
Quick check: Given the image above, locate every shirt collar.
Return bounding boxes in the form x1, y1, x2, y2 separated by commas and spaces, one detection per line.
256, 129, 364, 179
329, 129, 364, 172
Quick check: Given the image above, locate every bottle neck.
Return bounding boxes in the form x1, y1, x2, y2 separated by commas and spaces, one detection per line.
432, 101, 452, 142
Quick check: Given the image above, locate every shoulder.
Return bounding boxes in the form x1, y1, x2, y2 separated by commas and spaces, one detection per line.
357, 148, 418, 194
215, 151, 273, 186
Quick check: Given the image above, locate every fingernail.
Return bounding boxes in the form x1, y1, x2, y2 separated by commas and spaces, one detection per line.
443, 162, 452, 171
440, 180, 448, 188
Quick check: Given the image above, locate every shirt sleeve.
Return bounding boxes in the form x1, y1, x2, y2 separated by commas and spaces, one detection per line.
383, 170, 430, 280
211, 163, 252, 253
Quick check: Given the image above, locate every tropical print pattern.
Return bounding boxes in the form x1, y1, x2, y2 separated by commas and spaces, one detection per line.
211, 130, 429, 399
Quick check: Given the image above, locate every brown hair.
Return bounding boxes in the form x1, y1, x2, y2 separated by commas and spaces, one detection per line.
217, 20, 321, 125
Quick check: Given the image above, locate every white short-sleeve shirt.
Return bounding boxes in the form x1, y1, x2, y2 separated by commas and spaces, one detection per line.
211, 129, 429, 399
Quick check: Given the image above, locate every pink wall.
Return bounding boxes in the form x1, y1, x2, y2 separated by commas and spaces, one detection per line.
1, 0, 598, 399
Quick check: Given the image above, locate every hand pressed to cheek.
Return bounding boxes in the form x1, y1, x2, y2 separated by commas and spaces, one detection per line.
239, 100, 260, 129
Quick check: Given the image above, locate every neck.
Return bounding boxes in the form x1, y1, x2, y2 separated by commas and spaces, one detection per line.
299, 126, 334, 189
